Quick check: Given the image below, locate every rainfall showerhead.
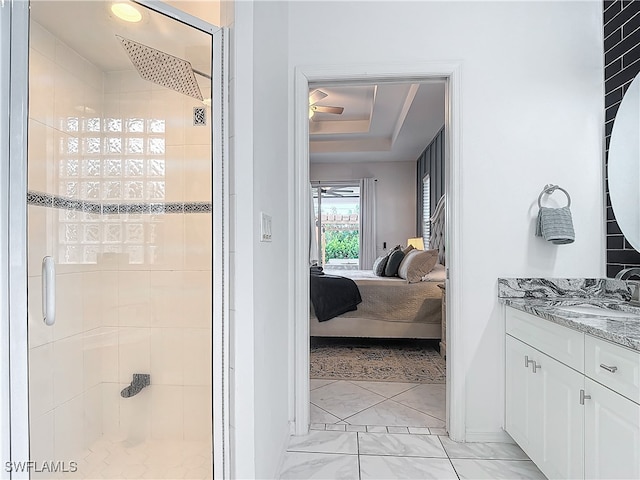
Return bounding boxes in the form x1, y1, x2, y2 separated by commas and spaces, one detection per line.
116, 35, 208, 101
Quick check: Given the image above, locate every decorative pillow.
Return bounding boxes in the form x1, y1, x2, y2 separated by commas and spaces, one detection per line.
384, 249, 406, 277
421, 263, 446, 282
372, 255, 389, 276
402, 244, 415, 255
398, 249, 439, 283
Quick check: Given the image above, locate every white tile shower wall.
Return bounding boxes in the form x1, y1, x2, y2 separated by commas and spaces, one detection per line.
95, 44, 213, 445
27, 20, 213, 470
28, 18, 108, 466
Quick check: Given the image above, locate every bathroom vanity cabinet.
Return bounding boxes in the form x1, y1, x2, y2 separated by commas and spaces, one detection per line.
505, 307, 640, 480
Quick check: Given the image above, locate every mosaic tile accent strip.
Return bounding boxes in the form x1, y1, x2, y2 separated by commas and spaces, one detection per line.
27, 190, 211, 215
498, 277, 631, 301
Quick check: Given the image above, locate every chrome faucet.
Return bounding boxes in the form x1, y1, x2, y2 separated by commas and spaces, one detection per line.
615, 267, 640, 280
615, 267, 640, 304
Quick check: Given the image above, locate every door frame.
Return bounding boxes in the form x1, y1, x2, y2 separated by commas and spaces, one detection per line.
291, 63, 465, 441
1, 1, 229, 477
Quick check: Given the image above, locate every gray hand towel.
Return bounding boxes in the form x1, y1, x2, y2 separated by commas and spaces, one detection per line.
536, 206, 575, 244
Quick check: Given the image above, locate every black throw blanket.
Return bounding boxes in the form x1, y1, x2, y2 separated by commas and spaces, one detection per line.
310, 270, 362, 322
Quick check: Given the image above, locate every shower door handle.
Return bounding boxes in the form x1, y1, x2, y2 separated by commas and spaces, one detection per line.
42, 256, 56, 326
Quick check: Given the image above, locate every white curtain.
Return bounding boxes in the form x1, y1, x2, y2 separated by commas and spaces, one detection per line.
359, 178, 377, 269
309, 184, 319, 265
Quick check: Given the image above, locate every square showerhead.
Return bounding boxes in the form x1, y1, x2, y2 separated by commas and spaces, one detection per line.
117, 35, 203, 101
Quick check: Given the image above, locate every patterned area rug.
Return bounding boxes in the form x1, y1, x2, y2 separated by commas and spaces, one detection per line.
310, 338, 446, 383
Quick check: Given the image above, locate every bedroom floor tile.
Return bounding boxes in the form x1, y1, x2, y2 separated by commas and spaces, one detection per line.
393, 383, 446, 421
310, 380, 386, 419
349, 381, 419, 398
344, 399, 446, 428
310, 403, 341, 424
310, 379, 337, 390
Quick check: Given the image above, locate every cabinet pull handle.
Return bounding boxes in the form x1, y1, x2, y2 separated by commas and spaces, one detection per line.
599, 364, 618, 373
524, 355, 533, 368
580, 389, 591, 405
532, 361, 541, 373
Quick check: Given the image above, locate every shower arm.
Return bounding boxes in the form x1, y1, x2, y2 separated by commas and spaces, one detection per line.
193, 69, 211, 80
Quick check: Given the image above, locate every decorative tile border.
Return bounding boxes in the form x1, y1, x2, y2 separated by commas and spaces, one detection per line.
27, 190, 212, 215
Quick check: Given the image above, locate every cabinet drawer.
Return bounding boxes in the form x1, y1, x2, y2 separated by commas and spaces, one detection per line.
585, 335, 640, 404
506, 307, 584, 372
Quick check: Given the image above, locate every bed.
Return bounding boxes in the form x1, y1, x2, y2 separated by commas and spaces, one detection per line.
310, 194, 446, 339
310, 267, 444, 338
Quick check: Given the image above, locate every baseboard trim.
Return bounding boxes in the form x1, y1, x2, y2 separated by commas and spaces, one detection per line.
464, 429, 514, 444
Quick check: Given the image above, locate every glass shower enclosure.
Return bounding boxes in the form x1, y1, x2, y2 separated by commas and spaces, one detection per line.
8, 1, 223, 478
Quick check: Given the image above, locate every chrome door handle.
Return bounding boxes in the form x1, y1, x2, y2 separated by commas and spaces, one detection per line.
532, 361, 541, 373
42, 256, 56, 326
599, 364, 618, 373
580, 389, 591, 405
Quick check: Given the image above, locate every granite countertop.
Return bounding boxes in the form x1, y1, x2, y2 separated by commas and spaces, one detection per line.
498, 278, 640, 352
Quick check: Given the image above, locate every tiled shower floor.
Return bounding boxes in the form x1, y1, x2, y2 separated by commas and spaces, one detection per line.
69, 436, 212, 479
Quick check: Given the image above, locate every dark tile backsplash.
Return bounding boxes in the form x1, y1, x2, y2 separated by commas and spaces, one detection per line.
604, 0, 640, 277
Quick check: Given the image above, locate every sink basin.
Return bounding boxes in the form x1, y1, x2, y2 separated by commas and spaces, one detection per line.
556, 304, 638, 318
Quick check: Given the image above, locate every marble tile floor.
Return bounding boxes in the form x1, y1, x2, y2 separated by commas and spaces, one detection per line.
38, 435, 212, 480
310, 379, 446, 429
281, 379, 546, 479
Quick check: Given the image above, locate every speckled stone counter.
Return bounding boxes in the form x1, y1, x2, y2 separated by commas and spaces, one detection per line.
498, 278, 640, 352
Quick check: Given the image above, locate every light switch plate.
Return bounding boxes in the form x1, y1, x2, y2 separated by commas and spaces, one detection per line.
260, 212, 272, 242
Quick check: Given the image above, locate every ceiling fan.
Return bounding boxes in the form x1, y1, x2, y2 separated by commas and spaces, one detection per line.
321, 186, 355, 197
309, 89, 345, 119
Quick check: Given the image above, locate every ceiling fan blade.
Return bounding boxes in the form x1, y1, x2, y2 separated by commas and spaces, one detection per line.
309, 89, 328, 105
313, 105, 344, 115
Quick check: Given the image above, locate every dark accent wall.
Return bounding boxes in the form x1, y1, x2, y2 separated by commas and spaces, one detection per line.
604, 0, 640, 277
416, 127, 445, 237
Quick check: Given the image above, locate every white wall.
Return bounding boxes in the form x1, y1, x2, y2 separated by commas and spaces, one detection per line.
310, 161, 417, 256
228, 1, 291, 478
289, 1, 605, 440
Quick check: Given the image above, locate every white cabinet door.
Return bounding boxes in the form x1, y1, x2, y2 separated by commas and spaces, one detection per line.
506, 334, 584, 479
584, 378, 640, 480
535, 349, 584, 480
505, 335, 537, 455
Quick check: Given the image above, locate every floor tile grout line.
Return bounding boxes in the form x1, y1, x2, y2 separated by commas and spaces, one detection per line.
309, 401, 343, 422
358, 453, 450, 459
309, 378, 339, 391
285, 449, 358, 456
338, 394, 393, 423
356, 432, 362, 480
345, 380, 421, 399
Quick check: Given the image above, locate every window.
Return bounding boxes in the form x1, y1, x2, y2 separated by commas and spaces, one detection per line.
312, 184, 360, 270
423, 174, 430, 249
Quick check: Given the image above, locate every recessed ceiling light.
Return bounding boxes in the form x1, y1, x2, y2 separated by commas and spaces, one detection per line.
111, 3, 142, 23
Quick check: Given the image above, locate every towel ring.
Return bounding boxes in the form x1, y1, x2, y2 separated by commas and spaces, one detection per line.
538, 184, 571, 208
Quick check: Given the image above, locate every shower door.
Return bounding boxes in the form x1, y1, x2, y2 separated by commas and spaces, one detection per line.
4, 1, 227, 479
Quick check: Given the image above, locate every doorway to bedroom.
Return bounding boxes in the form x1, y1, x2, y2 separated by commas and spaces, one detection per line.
305, 78, 449, 436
